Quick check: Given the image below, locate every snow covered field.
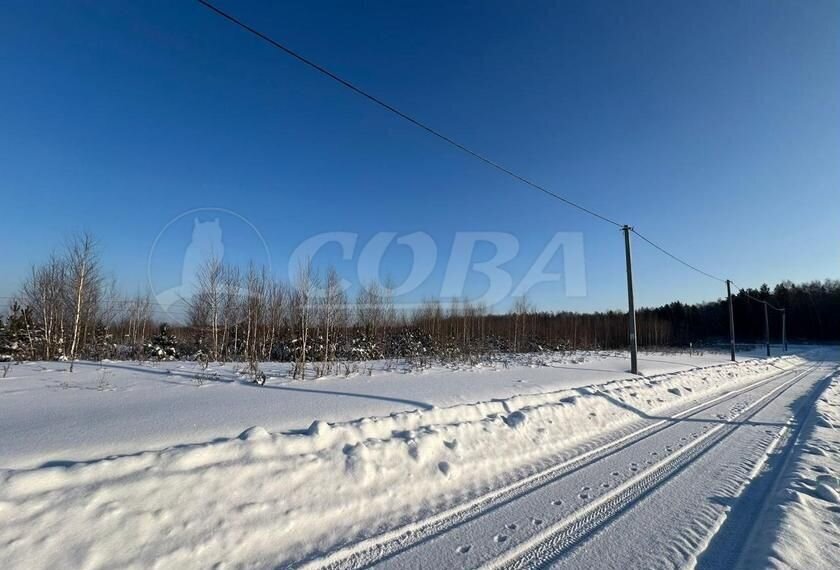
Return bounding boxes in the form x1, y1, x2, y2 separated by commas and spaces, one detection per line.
1, 347, 837, 569
0, 348, 762, 469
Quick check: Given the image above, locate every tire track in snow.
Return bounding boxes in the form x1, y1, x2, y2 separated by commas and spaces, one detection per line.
485, 362, 819, 570
301, 362, 811, 570
697, 362, 837, 569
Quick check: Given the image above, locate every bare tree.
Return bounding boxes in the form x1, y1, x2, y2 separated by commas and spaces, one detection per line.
21, 255, 67, 360
126, 291, 153, 358
265, 280, 287, 362
291, 259, 317, 379
66, 233, 101, 372
220, 265, 241, 362
511, 295, 533, 353
243, 264, 268, 368
318, 266, 347, 375
195, 256, 224, 361
356, 282, 385, 339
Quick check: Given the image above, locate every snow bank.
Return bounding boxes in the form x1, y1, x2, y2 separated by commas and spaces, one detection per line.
0, 348, 768, 469
0, 355, 803, 569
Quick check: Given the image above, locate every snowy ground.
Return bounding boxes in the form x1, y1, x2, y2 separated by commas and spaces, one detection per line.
734, 363, 840, 569
1, 346, 837, 569
0, 348, 763, 469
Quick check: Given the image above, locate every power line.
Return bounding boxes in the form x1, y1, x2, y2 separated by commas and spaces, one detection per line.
194, 0, 624, 228
194, 0, 790, 321
194, 1, 741, 289
730, 283, 785, 311
630, 228, 726, 283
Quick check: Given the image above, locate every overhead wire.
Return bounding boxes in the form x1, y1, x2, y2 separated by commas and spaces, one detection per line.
194, 0, 624, 228
629, 228, 726, 283
194, 0, 764, 300
6, 1, 782, 325
730, 283, 785, 311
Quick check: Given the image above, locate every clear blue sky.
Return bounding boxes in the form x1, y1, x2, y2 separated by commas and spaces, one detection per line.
1, 0, 838, 313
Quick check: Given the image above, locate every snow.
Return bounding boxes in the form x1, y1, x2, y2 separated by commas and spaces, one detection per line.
354, 355, 832, 570
0, 348, 763, 469
736, 366, 840, 569
1, 348, 827, 569
814, 482, 840, 503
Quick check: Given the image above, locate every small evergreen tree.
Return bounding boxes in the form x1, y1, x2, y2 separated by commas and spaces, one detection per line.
3, 304, 34, 362
0, 316, 10, 362
144, 323, 179, 360
89, 324, 116, 361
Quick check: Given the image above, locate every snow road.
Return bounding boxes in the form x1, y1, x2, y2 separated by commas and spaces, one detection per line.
307, 354, 838, 570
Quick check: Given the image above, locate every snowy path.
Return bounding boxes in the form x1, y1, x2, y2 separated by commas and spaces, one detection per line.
307, 357, 836, 569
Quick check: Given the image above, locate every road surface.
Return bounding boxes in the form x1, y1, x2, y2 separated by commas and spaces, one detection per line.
308, 356, 835, 569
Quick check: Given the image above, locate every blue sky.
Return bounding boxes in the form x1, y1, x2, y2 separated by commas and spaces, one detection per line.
1, 0, 838, 313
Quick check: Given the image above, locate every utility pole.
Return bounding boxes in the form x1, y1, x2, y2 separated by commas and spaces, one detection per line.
726, 279, 736, 362
782, 309, 787, 352
764, 302, 770, 357
622, 226, 639, 374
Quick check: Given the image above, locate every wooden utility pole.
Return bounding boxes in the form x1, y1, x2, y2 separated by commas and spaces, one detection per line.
782, 309, 787, 352
764, 302, 770, 357
622, 226, 638, 374
726, 279, 736, 362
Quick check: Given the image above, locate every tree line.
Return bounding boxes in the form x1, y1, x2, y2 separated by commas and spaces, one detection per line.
2, 234, 836, 374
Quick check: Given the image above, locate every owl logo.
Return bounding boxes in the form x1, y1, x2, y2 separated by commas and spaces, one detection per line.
155, 218, 224, 311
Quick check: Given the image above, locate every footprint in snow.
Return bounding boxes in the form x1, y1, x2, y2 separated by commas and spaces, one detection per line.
456, 545, 472, 554
579, 493, 590, 500
552, 499, 563, 506
532, 518, 544, 526
494, 534, 508, 543
506, 523, 517, 531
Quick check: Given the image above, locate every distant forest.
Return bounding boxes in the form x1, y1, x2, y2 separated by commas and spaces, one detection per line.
634, 280, 838, 345
1, 234, 837, 373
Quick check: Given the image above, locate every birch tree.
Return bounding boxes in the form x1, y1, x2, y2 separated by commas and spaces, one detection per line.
319, 266, 347, 374
195, 256, 224, 361
220, 265, 241, 361
21, 255, 67, 360
66, 233, 100, 372
292, 259, 316, 379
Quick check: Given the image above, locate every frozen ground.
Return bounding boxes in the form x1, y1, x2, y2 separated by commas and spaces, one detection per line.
0, 348, 762, 469
1, 346, 837, 569
734, 362, 840, 569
